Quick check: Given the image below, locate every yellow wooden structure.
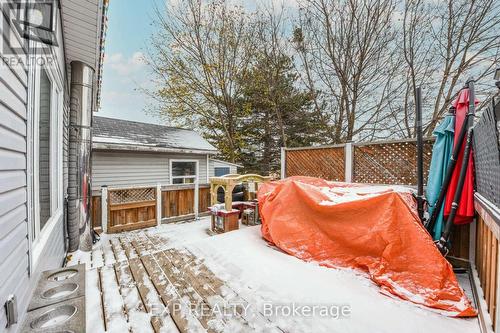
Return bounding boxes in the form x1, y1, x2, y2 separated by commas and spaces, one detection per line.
209, 174, 271, 211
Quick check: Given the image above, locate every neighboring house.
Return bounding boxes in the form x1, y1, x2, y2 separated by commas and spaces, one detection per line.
209, 159, 243, 177
0, 0, 107, 331
91, 116, 240, 190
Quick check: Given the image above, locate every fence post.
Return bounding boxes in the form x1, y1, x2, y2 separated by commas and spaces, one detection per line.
156, 184, 162, 226
194, 163, 199, 219
345, 142, 354, 182
496, 244, 500, 333
101, 186, 108, 233
281, 147, 286, 179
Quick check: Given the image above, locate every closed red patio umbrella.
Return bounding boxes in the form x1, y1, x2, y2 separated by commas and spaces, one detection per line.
443, 88, 477, 224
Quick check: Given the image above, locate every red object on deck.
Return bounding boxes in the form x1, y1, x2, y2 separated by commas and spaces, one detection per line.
444, 89, 477, 224
258, 177, 476, 317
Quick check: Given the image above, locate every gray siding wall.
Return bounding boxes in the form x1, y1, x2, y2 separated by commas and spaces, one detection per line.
0, 3, 30, 330
0, 3, 67, 331
92, 151, 210, 190
208, 160, 238, 177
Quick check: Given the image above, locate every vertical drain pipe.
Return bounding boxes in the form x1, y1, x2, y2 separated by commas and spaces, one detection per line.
68, 61, 94, 252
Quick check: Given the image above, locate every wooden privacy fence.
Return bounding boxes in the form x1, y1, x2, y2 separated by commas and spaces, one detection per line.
162, 185, 210, 221
282, 138, 434, 186
106, 186, 158, 233
92, 184, 211, 232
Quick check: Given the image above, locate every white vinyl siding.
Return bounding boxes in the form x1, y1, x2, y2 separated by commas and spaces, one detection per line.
92, 151, 209, 190
208, 160, 239, 178
0, 4, 67, 331
0, 5, 30, 329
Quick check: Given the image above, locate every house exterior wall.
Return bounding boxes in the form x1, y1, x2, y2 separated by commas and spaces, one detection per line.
0, 3, 67, 331
92, 151, 210, 190
208, 159, 239, 177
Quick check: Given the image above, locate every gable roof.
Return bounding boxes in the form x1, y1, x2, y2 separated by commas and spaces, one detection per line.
92, 116, 217, 154
210, 159, 243, 168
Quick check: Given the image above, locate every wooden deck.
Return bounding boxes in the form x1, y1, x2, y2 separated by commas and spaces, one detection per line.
82, 228, 283, 333
69, 219, 482, 333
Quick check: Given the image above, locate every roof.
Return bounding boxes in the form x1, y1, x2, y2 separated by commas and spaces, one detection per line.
210, 159, 243, 168
92, 116, 218, 154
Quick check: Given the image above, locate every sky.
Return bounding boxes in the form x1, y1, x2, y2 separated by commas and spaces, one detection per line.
98, 0, 161, 124
98, 0, 299, 124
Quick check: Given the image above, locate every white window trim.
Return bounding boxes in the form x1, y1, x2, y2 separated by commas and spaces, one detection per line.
29, 46, 64, 272
169, 159, 199, 185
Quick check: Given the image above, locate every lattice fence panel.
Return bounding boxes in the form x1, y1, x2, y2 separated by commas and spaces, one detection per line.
109, 187, 156, 205
353, 140, 434, 185
286, 147, 345, 181
473, 102, 500, 207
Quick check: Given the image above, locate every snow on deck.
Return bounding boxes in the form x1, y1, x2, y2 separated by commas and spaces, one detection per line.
67, 217, 481, 333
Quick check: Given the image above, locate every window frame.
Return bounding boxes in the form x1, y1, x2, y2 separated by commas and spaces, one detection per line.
29, 50, 64, 269
169, 159, 199, 185
214, 166, 231, 177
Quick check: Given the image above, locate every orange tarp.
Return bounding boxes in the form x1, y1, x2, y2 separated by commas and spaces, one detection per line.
258, 176, 476, 317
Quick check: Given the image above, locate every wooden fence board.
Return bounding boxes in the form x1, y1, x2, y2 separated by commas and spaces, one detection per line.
107, 187, 157, 233
92, 195, 102, 230
162, 187, 210, 219
448, 224, 470, 260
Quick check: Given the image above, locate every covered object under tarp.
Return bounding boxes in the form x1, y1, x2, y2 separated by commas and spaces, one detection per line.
258, 176, 476, 317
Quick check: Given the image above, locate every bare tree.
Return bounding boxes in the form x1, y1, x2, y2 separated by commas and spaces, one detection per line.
146, 0, 257, 162
397, 0, 500, 137
423, 0, 500, 135
294, 0, 402, 142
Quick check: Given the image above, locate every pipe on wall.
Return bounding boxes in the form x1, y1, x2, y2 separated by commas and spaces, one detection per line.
68, 61, 94, 252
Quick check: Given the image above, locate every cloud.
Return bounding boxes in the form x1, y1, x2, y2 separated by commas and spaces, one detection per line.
104, 51, 146, 76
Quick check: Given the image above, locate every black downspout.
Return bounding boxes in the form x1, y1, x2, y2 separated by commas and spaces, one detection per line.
415, 87, 425, 222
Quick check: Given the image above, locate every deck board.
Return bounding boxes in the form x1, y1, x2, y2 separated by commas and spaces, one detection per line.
100, 265, 128, 331
102, 239, 117, 266
91, 247, 104, 269
83, 226, 288, 332
111, 238, 128, 262
114, 261, 153, 333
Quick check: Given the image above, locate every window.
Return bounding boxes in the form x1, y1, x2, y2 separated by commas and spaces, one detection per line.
171, 160, 197, 184
38, 69, 51, 230
214, 167, 230, 177
31, 65, 63, 245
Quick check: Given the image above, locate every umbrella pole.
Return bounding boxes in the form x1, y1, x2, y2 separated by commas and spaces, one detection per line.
416, 87, 425, 222
436, 80, 476, 255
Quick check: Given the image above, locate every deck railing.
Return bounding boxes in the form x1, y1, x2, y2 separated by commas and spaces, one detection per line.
474, 194, 500, 331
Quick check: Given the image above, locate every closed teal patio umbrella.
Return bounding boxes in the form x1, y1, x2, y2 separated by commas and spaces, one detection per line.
426, 111, 455, 240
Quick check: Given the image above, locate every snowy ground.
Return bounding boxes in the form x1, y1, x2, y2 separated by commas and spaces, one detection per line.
68, 217, 481, 333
